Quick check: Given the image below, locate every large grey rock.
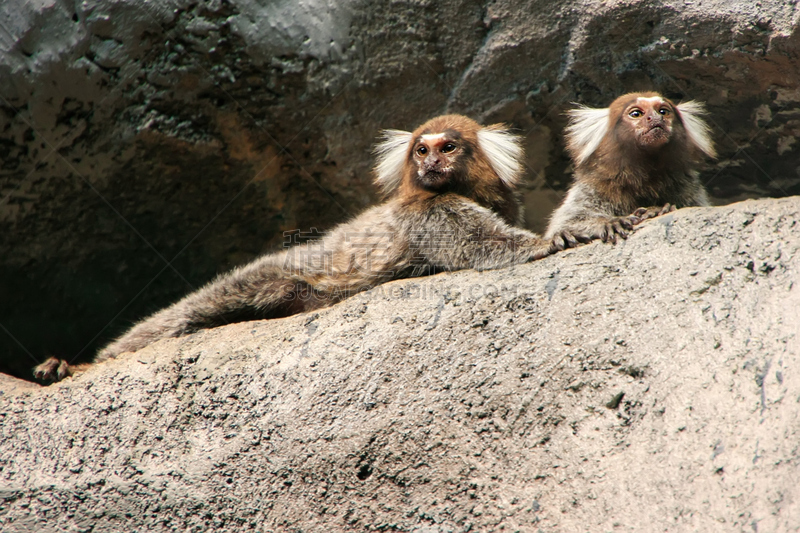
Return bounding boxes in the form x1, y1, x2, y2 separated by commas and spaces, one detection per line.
2, 0, 800, 378
1, 196, 798, 532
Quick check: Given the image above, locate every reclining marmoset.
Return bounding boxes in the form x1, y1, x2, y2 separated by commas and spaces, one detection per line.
36, 114, 582, 381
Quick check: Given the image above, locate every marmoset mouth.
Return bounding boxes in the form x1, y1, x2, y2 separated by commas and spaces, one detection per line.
421, 169, 447, 179
637, 125, 670, 148
418, 170, 450, 188
640, 125, 668, 140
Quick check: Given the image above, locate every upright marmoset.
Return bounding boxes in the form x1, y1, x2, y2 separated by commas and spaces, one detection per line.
546, 91, 716, 245
35, 114, 576, 381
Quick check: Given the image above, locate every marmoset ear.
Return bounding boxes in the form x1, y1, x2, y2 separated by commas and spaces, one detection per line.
675, 101, 716, 158
476, 125, 525, 187
564, 105, 611, 165
373, 129, 413, 194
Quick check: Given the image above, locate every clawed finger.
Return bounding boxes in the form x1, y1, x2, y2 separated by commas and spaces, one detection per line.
562, 231, 579, 248
630, 207, 660, 221
614, 218, 629, 236
603, 224, 617, 244
56, 359, 70, 380
34, 362, 54, 380
552, 231, 582, 251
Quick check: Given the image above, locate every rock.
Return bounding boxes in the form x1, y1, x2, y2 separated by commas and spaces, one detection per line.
2, 0, 800, 378
1, 197, 798, 532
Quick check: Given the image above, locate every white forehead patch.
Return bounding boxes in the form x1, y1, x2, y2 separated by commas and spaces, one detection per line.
421, 133, 446, 143
636, 96, 666, 106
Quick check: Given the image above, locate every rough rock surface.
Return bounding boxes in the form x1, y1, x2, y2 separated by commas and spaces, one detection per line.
1, 197, 798, 532
2, 0, 800, 377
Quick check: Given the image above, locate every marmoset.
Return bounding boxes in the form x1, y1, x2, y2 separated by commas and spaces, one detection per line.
546, 92, 716, 245
35, 114, 577, 381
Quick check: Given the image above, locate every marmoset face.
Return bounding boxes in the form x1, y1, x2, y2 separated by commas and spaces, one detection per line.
618, 95, 677, 151
411, 130, 471, 190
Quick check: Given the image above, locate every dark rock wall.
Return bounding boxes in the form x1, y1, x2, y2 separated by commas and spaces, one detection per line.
2, 0, 799, 378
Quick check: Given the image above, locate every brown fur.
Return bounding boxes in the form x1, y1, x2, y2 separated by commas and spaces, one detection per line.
397, 116, 521, 225
546, 92, 714, 245
35, 114, 571, 382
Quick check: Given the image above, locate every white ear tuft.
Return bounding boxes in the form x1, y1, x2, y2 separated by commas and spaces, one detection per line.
476, 127, 525, 187
373, 129, 413, 194
676, 101, 716, 158
565, 105, 610, 166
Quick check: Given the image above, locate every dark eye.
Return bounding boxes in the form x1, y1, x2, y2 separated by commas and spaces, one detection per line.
416, 145, 427, 156
629, 109, 642, 118
659, 108, 670, 115
441, 142, 456, 153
